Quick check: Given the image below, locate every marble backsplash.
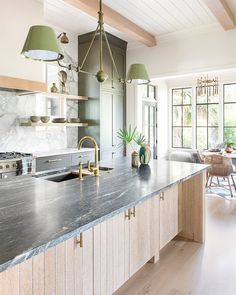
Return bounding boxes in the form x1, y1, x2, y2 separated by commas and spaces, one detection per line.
0, 90, 78, 153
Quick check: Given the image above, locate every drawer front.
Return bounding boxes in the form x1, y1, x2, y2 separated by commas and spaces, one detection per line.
71, 152, 94, 166
36, 154, 71, 172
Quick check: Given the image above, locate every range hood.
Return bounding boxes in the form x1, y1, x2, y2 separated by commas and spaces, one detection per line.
0, 75, 47, 94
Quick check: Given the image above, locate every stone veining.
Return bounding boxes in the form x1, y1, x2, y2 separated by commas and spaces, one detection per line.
0, 158, 208, 272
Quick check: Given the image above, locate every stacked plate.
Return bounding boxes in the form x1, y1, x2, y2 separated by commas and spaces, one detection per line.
68, 118, 80, 123
52, 118, 66, 123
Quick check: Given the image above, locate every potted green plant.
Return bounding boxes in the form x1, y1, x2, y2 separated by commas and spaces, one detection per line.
117, 126, 146, 167
225, 142, 234, 153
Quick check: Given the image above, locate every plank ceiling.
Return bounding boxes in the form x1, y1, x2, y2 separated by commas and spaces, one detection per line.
44, 0, 236, 49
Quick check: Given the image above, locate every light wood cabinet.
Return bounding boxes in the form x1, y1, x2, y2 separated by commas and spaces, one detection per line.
160, 184, 179, 249
93, 196, 159, 294
0, 228, 93, 295
93, 212, 130, 295
129, 196, 159, 276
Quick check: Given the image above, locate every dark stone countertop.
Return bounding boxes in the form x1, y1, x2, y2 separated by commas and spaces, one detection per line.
0, 157, 208, 273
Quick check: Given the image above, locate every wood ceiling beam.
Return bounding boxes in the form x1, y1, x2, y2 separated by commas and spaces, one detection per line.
204, 0, 236, 30
64, 0, 156, 47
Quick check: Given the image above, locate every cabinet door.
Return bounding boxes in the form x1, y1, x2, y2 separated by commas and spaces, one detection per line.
0, 229, 93, 295
112, 49, 125, 93
160, 185, 179, 249
100, 91, 113, 160
93, 211, 130, 295
113, 93, 124, 158
129, 196, 159, 277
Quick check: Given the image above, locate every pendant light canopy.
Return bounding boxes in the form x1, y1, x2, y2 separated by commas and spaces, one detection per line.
21, 1, 150, 84
126, 64, 150, 84
21, 25, 64, 62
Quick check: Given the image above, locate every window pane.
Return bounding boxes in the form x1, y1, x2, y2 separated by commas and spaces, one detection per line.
208, 127, 219, 148
224, 128, 236, 144
172, 89, 182, 105
183, 106, 192, 126
183, 128, 192, 148
197, 105, 207, 126
197, 128, 207, 150
173, 127, 182, 147
196, 91, 207, 104
148, 85, 155, 99
224, 84, 236, 102
224, 104, 236, 126
208, 104, 219, 126
183, 88, 191, 105
138, 85, 148, 98
173, 106, 182, 126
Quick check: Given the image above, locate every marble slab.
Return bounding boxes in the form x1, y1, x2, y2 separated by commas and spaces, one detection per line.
0, 158, 208, 273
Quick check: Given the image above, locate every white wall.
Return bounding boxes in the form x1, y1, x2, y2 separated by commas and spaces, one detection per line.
126, 28, 236, 158
127, 29, 236, 79
0, 0, 45, 82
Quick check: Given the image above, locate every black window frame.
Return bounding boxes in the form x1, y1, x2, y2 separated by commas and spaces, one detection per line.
196, 86, 219, 150
172, 87, 192, 149
223, 83, 236, 143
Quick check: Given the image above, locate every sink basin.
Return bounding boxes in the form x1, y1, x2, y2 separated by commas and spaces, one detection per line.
99, 166, 113, 171
35, 166, 114, 183
45, 172, 79, 183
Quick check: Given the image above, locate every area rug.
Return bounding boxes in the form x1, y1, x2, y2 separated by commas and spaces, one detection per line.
206, 175, 236, 200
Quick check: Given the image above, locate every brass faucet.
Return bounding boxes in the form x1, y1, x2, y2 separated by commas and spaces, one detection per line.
78, 136, 99, 176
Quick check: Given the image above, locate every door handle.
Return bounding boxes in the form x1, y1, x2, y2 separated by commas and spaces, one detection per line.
160, 192, 164, 200
125, 209, 131, 220
75, 233, 83, 247
130, 206, 136, 217
46, 158, 62, 163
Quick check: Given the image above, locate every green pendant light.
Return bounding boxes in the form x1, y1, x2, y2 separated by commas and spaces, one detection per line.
21, 25, 64, 62
126, 63, 150, 84
21, 1, 150, 84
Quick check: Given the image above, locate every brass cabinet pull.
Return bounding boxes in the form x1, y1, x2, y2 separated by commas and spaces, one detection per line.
130, 206, 136, 217
125, 209, 131, 220
75, 233, 83, 247
160, 192, 164, 200
46, 158, 62, 163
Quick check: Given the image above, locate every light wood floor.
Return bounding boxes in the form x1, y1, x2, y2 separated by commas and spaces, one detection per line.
114, 195, 236, 295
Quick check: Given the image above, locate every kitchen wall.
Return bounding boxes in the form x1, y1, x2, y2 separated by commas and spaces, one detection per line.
126, 27, 236, 158
0, 0, 81, 153
0, 0, 45, 81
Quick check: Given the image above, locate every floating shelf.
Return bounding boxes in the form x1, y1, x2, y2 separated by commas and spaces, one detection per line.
20, 122, 88, 127
18, 91, 88, 101
40, 92, 88, 101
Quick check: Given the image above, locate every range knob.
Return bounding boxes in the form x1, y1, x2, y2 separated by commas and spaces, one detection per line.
12, 163, 16, 168
5, 164, 10, 169
0, 165, 3, 170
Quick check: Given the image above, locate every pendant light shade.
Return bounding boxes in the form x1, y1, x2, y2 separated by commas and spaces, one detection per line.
21, 25, 64, 62
126, 63, 150, 84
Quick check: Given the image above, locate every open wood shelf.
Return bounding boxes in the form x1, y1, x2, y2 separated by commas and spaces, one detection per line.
20, 122, 88, 127
18, 92, 88, 101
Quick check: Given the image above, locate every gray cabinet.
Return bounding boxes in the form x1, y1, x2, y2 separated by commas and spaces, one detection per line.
77, 32, 127, 161
35, 151, 94, 173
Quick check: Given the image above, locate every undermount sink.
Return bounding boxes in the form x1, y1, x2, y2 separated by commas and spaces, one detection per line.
41, 166, 114, 183
99, 166, 113, 171
45, 172, 78, 183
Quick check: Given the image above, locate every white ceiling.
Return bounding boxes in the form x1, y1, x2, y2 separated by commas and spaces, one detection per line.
44, 0, 236, 50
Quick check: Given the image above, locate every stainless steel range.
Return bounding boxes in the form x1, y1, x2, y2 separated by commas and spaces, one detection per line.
0, 152, 33, 179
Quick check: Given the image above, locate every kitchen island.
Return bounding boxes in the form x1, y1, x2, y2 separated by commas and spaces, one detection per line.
0, 158, 207, 295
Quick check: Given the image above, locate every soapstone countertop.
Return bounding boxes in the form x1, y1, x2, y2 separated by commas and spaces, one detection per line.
0, 157, 208, 272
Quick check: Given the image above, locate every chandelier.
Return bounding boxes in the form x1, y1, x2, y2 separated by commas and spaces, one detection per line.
21, 0, 150, 84
197, 76, 219, 96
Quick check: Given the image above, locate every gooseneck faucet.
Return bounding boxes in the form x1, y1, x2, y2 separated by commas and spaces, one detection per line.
78, 136, 99, 176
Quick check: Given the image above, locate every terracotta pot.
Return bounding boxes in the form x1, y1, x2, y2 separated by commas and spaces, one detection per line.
225, 146, 233, 153
139, 144, 151, 165
131, 151, 139, 168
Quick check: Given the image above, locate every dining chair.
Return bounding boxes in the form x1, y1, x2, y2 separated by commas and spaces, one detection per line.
204, 154, 235, 198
